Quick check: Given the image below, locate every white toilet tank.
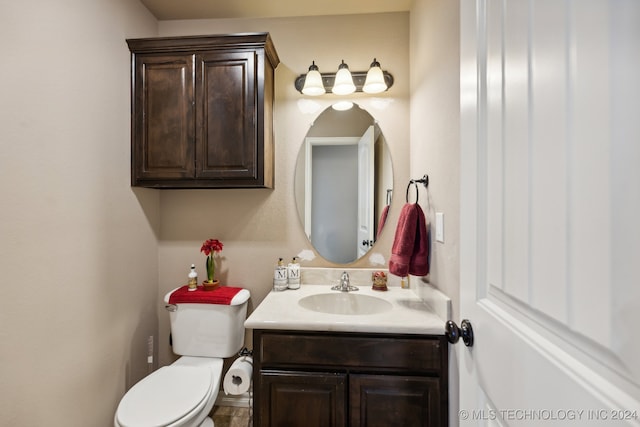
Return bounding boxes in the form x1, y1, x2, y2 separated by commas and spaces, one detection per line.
164, 287, 251, 358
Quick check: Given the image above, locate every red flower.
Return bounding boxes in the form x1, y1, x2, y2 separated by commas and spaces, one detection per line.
200, 238, 223, 256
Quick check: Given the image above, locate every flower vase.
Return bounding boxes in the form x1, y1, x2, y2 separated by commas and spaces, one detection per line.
203, 280, 220, 291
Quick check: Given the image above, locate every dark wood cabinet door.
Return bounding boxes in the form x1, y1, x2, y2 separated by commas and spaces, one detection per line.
258, 371, 347, 427
196, 51, 257, 183
132, 54, 195, 183
350, 374, 442, 427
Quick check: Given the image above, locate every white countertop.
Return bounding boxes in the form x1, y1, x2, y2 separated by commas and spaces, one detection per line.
244, 283, 447, 335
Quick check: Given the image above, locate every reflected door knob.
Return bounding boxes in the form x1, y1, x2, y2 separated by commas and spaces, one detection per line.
445, 319, 474, 347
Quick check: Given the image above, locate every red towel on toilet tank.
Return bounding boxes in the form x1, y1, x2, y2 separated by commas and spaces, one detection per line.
168, 285, 243, 305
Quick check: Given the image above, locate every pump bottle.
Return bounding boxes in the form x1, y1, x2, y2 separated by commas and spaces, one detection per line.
188, 264, 198, 291
287, 257, 300, 289
273, 258, 288, 291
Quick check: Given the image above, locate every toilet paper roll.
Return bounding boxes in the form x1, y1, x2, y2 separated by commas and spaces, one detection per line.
223, 356, 253, 395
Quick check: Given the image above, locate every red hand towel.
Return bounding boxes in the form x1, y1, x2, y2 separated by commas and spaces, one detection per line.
389, 203, 418, 277
409, 204, 429, 276
376, 205, 390, 239
168, 285, 243, 305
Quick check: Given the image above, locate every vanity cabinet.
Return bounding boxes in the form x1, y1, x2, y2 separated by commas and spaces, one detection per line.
126, 33, 279, 188
253, 330, 448, 427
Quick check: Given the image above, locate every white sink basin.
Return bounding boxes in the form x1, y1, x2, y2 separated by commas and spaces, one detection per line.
298, 292, 393, 315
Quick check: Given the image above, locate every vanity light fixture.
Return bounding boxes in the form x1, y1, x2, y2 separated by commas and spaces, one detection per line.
363, 58, 387, 94
332, 60, 356, 95
295, 59, 394, 95
331, 101, 354, 111
301, 61, 325, 96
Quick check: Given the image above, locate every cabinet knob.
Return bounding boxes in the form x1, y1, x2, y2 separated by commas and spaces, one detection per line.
445, 319, 474, 347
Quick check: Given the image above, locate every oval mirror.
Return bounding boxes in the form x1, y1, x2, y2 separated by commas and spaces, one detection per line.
294, 104, 394, 264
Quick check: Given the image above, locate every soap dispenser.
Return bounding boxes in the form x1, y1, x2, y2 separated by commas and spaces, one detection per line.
287, 257, 300, 289
273, 258, 288, 291
188, 264, 198, 291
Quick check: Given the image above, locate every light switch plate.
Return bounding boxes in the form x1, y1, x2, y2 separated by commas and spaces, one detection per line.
435, 212, 444, 243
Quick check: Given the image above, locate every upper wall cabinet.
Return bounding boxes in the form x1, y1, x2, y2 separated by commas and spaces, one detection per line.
126, 33, 279, 188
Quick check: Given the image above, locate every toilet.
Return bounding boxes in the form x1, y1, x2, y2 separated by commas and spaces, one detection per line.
114, 287, 251, 427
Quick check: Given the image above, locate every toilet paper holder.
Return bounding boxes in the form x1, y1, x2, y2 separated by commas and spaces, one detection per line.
224, 347, 254, 396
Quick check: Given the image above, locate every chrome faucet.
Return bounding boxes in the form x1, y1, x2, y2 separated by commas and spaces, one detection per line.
331, 271, 359, 292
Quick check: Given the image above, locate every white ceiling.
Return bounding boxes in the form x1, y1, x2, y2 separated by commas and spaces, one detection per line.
139, 0, 411, 20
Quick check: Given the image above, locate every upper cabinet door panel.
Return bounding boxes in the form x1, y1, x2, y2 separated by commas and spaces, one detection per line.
133, 54, 195, 182
196, 51, 257, 180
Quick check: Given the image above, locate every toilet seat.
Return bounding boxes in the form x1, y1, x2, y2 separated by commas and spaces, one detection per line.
115, 365, 214, 427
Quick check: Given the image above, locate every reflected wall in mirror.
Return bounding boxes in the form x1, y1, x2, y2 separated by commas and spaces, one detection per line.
294, 104, 394, 264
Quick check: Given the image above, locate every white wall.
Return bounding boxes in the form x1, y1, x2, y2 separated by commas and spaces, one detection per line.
410, 0, 461, 425
157, 13, 411, 365
0, 1, 160, 425
410, 0, 460, 317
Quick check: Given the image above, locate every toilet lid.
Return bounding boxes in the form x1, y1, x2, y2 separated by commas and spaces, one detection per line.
116, 366, 212, 427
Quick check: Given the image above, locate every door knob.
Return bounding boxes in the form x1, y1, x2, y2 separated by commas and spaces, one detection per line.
445, 319, 474, 347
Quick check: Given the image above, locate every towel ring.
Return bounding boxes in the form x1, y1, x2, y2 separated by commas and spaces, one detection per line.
406, 182, 419, 203
406, 174, 429, 203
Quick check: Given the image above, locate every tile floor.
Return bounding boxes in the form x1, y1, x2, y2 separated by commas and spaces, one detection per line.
211, 405, 252, 427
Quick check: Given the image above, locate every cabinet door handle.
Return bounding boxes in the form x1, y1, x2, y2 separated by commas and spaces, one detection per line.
445, 319, 474, 347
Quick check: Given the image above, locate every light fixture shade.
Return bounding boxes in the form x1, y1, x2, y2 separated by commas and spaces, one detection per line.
363, 58, 388, 94
332, 60, 356, 95
332, 101, 354, 111
301, 61, 326, 96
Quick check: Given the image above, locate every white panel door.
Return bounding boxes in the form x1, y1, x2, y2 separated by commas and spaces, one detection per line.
357, 125, 375, 258
459, 1, 640, 426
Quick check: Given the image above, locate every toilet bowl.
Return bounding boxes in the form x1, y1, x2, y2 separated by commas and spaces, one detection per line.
115, 357, 222, 427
